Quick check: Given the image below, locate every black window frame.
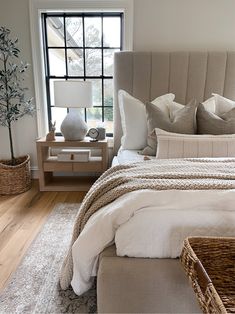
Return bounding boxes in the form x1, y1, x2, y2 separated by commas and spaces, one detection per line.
42, 12, 123, 137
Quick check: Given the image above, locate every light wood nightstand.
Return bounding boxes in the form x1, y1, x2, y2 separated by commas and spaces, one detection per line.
36, 137, 108, 191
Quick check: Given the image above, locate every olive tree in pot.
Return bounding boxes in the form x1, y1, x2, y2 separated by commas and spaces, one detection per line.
0, 26, 35, 195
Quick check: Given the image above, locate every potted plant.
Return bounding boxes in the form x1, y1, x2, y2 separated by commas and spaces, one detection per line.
0, 26, 35, 195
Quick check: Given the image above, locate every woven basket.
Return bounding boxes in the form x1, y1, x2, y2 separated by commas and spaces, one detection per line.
180, 237, 235, 314
0, 155, 31, 195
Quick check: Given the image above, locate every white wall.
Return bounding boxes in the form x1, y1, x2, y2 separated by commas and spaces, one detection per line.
133, 0, 235, 51
0, 0, 38, 168
2, 0, 235, 169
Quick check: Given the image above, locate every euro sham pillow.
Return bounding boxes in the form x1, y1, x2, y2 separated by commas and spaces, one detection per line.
197, 94, 235, 134
142, 99, 197, 156
155, 128, 235, 159
118, 90, 175, 150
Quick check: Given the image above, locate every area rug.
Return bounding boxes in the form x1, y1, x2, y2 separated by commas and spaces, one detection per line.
0, 203, 97, 314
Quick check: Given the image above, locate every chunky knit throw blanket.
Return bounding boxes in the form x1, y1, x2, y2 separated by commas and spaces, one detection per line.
60, 158, 235, 289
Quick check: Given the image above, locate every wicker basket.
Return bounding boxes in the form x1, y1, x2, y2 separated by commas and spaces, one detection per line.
180, 237, 235, 314
0, 155, 31, 195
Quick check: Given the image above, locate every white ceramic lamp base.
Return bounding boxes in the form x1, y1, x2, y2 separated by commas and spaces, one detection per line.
60, 109, 88, 141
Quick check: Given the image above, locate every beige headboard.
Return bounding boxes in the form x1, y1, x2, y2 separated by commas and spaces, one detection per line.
113, 51, 235, 154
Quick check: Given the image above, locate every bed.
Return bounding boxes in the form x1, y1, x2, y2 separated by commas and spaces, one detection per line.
60, 52, 235, 313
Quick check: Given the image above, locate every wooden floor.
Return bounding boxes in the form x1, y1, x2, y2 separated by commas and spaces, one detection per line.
0, 180, 86, 292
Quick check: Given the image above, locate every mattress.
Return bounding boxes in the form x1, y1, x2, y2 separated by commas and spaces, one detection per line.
112, 147, 155, 166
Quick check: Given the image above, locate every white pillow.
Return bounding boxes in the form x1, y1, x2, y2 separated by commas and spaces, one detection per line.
151, 93, 176, 116
118, 90, 175, 149
154, 98, 187, 121
202, 94, 235, 116
155, 128, 235, 159
201, 96, 216, 113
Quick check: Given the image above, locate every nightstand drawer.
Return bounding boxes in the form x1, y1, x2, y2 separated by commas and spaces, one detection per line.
73, 161, 103, 172
44, 162, 73, 172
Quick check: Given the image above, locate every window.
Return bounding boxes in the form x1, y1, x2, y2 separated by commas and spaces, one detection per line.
42, 13, 123, 136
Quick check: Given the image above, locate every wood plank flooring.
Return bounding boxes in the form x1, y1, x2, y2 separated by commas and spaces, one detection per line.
0, 180, 86, 292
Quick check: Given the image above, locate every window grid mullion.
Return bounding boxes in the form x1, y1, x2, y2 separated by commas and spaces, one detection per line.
48, 46, 120, 50
50, 105, 112, 108
43, 16, 52, 126
82, 14, 87, 121
101, 14, 105, 123
120, 13, 124, 50
63, 14, 68, 78
48, 75, 113, 79
62, 15, 70, 115
45, 12, 122, 18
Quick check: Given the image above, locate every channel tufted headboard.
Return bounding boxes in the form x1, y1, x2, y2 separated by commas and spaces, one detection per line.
113, 51, 235, 154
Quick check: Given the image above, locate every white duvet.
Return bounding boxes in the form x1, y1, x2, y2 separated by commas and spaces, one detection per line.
71, 189, 235, 295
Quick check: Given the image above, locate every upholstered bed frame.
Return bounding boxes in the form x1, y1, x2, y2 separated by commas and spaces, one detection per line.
113, 51, 235, 154
97, 51, 235, 313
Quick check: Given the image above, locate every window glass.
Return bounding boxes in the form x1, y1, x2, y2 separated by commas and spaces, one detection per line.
66, 17, 83, 47
48, 49, 66, 76
84, 17, 101, 47
86, 79, 102, 107
104, 107, 113, 133
104, 79, 113, 107
103, 17, 121, 47
51, 107, 67, 133
104, 49, 119, 76
67, 49, 84, 76
86, 108, 102, 128
47, 17, 64, 47
85, 49, 102, 76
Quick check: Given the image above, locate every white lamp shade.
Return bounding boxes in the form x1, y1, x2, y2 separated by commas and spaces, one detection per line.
54, 81, 92, 108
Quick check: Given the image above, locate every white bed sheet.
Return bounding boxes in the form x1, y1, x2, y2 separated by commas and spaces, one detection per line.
112, 147, 155, 166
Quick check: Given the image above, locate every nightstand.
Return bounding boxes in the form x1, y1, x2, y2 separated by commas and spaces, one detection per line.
36, 137, 108, 191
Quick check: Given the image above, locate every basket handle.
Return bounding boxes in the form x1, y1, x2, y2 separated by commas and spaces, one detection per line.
194, 260, 212, 294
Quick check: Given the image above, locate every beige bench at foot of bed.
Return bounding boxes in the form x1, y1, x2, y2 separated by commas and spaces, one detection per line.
97, 245, 201, 313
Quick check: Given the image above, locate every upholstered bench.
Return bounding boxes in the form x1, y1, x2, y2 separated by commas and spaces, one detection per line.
97, 245, 200, 313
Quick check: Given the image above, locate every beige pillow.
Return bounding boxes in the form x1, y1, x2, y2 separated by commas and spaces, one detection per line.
197, 103, 235, 134
155, 128, 235, 159
142, 99, 197, 156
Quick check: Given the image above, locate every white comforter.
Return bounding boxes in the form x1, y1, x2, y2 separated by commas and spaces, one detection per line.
71, 189, 235, 295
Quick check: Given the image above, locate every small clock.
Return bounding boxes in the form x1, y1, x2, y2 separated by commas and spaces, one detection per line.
88, 128, 99, 141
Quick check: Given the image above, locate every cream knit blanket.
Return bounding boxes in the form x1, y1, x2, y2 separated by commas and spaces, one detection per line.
60, 158, 235, 289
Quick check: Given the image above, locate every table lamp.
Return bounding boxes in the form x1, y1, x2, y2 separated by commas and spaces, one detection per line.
54, 81, 92, 141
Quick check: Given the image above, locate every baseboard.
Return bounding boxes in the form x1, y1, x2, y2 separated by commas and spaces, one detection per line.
31, 167, 39, 179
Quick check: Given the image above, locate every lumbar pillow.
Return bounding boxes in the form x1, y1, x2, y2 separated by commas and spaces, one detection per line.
142, 99, 197, 156
197, 94, 235, 134
155, 128, 235, 159
118, 90, 175, 150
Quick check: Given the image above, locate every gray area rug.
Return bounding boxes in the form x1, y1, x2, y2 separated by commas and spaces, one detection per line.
0, 203, 97, 314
